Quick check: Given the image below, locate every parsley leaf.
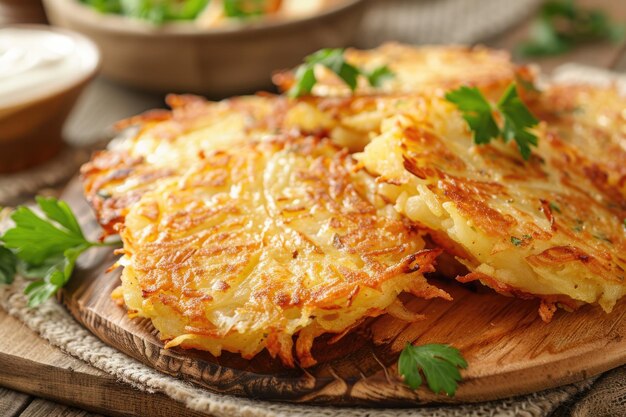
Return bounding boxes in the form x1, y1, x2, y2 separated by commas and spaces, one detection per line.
2, 197, 88, 265
445, 86, 500, 145
305, 48, 360, 91
445, 83, 540, 160
498, 84, 540, 160
518, 0, 625, 57
366, 65, 394, 88
549, 201, 562, 213
288, 48, 395, 98
511, 236, 523, 246
398, 343, 467, 396
288, 65, 316, 99
0, 246, 17, 285
37, 196, 85, 238
0, 197, 119, 307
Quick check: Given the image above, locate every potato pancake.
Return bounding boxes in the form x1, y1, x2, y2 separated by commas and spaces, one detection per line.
119, 137, 449, 367
81, 94, 286, 235
533, 84, 626, 216
357, 93, 626, 321
273, 43, 532, 100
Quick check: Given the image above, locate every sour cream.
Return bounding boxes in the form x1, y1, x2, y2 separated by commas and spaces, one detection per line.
0, 26, 99, 109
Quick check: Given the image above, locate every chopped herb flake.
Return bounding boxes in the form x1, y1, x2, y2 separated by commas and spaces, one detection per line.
573, 219, 584, 232
592, 233, 612, 243
549, 201, 561, 213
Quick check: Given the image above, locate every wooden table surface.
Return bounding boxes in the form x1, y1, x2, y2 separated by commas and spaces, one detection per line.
2, 0, 626, 415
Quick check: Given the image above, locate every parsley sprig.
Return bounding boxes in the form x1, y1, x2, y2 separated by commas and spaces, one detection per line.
445, 83, 540, 160
288, 48, 394, 98
398, 343, 468, 396
0, 197, 119, 307
518, 0, 625, 57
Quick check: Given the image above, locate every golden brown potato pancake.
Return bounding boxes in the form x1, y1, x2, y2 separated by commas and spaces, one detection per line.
532, 84, 626, 218
357, 92, 626, 321
81, 94, 286, 235
273, 42, 532, 100
118, 137, 449, 367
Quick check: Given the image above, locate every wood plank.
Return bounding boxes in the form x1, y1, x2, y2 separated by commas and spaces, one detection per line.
0, 309, 211, 417
0, 387, 31, 417
20, 399, 102, 417
488, 0, 626, 74
57, 178, 626, 406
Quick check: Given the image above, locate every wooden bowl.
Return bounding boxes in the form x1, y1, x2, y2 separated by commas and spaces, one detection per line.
0, 26, 100, 173
0, 0, 47, 25
42, 0, 368, 97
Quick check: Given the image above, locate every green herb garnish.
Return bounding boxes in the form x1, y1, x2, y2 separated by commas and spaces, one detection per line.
592, 233, 612, 243
398, 343, 467, 396
365, 65, 395, 88
223, 0, 266, 18
572, 219, 584, 232
80, 0, 210, 24
549, 201, 562, 213
0, 246, 16, 285
511, 236, 523, 246
288, 48, 394, 98
0, 197, 119, 307
445, 83, 539, 160
518, 0, 625, 57
444, 86, 500, 145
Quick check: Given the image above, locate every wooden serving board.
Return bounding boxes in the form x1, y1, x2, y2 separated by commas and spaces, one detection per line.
60, 179, 626, 406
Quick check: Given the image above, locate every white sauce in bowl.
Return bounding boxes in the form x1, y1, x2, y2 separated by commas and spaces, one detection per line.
0, 27, 100, 109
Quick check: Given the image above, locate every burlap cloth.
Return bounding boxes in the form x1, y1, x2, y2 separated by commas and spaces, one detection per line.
1, 1, 625, 415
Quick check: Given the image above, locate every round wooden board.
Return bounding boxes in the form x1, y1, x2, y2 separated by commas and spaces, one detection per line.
60, 178, 626, 406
